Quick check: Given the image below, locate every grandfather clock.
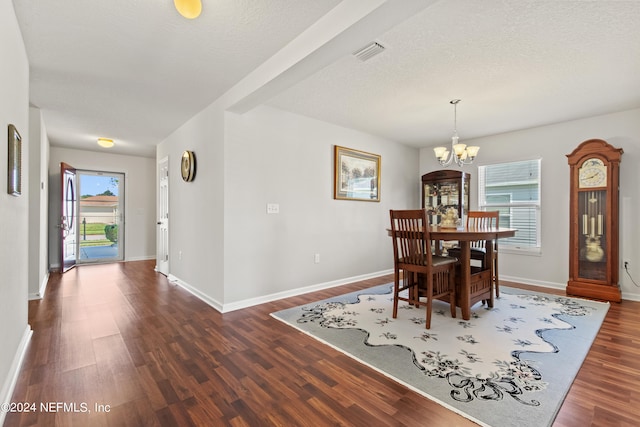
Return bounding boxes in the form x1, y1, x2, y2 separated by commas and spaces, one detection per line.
567, 139, 622, 302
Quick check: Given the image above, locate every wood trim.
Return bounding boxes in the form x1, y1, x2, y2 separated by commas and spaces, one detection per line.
567, 280, 621, 302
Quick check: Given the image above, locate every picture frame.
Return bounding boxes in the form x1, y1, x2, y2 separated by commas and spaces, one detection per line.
7, 124, 22, 196
334, 145, 380, 202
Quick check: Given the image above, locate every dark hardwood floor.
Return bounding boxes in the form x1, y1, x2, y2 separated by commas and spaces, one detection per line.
5, 260, 640, 426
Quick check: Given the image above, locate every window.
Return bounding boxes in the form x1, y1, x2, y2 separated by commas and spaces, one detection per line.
478, 159, 541, 253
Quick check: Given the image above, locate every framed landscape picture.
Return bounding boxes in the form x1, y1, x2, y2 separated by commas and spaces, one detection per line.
334, 145, 380, 202
7, 124, 22, 196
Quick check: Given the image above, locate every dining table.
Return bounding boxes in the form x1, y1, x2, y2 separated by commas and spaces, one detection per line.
430, 225, 516, 320
388, 225, 517, 321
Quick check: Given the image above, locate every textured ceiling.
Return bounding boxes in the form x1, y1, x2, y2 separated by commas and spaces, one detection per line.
268, 0, 640, 147
13, 0, 341, 157
12, 1, 640, 157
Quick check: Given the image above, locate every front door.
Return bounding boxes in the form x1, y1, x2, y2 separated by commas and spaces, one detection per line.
60, 162, 77, 272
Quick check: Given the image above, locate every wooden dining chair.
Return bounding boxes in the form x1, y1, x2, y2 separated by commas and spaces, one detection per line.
467, 211, 500, 298
469, 211, 501, 297
450, 211, 501, 298
389, 209, 457, 329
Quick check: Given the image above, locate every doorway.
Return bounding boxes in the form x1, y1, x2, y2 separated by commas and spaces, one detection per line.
76, 170, 125, 263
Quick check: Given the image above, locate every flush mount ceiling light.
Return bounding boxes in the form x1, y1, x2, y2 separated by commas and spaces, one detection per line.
433, 99, 479, 167
97, 138, 114, 148
174, 0, 202, 19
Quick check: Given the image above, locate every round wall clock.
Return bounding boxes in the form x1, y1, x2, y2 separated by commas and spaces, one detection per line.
181, 150, 196, 182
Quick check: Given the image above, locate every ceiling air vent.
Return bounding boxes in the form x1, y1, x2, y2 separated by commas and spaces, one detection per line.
353, 42, 386, 62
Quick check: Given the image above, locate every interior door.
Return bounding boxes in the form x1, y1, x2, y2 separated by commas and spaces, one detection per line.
60, 162, 78, 272
156, 158, 169, 275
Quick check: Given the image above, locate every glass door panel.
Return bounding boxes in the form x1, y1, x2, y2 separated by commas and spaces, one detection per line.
77, 171, 125, 263
578, 190, 606, 280
60, 163, 77, 272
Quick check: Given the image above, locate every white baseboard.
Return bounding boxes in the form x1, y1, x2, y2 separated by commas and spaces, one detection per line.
500, 274, 565, 291
29, 272, 50, 300
621, 290, 640, 301
222, 269, 394, 313
501, 274, 640, 302
0, 326, 32, 426
167, 269, 393, 314
126, 255, 155, 262
167, 274, 224, 312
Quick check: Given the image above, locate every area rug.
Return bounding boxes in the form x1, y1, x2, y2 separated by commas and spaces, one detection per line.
271, 284, 609, 427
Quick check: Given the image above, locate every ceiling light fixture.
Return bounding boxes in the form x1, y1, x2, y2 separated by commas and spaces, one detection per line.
174, 0, 202, 19
433, 99, 479, 167
97, 138, 114, 148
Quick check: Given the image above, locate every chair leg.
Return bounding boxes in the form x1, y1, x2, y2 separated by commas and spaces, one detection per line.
480, 254, 491, 306
425, 278, 433, 329
494, 255, 500, 298
449, 269, 456, 319
393, 269, 400, 318
405, 271, 419, 307
487, 277, 494, 308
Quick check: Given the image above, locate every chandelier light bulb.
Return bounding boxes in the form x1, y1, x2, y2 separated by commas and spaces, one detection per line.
434, 146, 447, 159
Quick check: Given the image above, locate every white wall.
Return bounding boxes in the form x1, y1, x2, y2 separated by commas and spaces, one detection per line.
28, 107, 50, 299
0, 0, 31, 418
157, 100, 226, 307
420, 108, 640, 300
158, 104, 418, 310
224, 106, 418, 304
48, 147, 157, 269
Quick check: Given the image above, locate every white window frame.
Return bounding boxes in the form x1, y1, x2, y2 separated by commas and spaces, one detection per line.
478, 159, 541, 255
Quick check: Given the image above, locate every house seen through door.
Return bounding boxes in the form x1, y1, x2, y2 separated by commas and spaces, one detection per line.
77, 170, 125, 263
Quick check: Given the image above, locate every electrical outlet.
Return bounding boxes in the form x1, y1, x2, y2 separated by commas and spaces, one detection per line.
624, 260, 630, 269
266, 203, 280, 214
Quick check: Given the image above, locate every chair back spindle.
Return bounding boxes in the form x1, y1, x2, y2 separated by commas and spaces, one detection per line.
467, 211, 499, 250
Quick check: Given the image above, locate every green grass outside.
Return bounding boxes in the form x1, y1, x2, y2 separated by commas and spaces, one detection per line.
81, 222, 109, 235
78, 222, 117, 246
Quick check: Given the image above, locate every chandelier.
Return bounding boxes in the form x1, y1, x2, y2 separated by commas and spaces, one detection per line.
433, 99, 479, 167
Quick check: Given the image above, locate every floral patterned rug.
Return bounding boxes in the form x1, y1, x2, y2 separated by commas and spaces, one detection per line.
271, 284, 609, 427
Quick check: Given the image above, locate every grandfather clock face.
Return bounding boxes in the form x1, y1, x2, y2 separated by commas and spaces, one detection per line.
578, 158, 607, 188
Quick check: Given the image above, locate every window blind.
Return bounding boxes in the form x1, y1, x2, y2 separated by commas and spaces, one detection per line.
478, 159, 541, 251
